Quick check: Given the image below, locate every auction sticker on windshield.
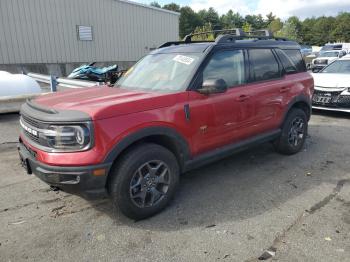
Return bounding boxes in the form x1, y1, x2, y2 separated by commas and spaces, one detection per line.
173, 55, 194, 65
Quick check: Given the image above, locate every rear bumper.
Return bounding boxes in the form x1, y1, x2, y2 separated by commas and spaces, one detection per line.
18, 141, 112, 198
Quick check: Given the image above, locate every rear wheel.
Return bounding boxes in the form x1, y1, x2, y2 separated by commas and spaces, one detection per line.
109, 143, 179, 220
274, 108, 308, 155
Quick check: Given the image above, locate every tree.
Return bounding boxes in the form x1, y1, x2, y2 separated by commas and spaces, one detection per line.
150, 1, 161, 8
179, 6, 202, 39
198, 8, 221, 28
244, 14, 265, 30
266, 12, 276, 25
268, 18, 283, 33
332, 12, 350, 42
192, 23, 215, 41
275, 20, 300, 42
162, 3, 180, 13
220, 10, 244, 28
242, 22, 252, 33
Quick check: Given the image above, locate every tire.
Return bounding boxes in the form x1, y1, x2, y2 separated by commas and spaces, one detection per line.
108, 143, 180, 220
274, 108, 308, 155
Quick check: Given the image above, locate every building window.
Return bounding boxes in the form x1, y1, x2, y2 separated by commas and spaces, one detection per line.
77, 25, 93, 41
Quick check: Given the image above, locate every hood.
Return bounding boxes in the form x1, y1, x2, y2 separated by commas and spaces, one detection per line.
312, 73, 350, 89
34, 86, 178, 120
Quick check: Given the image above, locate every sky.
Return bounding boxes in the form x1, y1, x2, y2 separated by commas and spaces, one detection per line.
135, 0, 350, 19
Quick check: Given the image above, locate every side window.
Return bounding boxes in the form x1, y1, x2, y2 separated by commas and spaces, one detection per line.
202, 50, 245, 88
275, 49, 298, 74
249, 49, 280, 81
283, 49, 307, 72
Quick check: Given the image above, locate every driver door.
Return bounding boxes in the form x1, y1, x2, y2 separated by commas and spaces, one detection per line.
188, 49, 254, 156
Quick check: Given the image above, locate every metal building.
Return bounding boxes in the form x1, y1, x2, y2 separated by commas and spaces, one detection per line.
0, 0, 179, 76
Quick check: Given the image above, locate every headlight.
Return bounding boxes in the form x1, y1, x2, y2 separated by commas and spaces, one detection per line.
40, 124, 92, 151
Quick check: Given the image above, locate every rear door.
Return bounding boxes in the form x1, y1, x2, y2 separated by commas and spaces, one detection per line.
245, 48, 291, 134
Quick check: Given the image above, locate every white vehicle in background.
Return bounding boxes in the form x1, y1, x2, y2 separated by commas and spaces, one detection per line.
312, 55, 350, 113
0, 71, 41, 97
311, 50, 347, 72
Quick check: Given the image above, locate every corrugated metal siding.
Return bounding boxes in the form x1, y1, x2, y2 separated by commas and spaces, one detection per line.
0, 0, 179, 64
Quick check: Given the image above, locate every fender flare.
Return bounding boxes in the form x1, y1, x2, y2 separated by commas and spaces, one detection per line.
103, 126, 191, 169
281, 94, 312, 125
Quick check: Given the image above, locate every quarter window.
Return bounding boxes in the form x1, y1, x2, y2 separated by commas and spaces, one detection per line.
283, 49, 307, 72
249, 49, 280, 81
202, 50, 245, 88
275, 49, 297, 74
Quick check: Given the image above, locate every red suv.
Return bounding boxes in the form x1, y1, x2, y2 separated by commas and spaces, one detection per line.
18, 30, 314, 219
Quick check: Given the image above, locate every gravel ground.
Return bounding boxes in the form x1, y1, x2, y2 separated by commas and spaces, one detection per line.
0, 111, 349, 262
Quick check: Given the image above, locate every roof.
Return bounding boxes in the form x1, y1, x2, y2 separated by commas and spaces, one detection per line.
156, 39, 301, 54
118, 0, 180, 16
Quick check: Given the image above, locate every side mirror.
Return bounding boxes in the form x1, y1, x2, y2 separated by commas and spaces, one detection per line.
198, 78, 228, 95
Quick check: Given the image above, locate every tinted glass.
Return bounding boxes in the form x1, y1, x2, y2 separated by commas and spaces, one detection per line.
276, 49, 297, 74
321, 60, 350, 74
249, 49, 280, 81
283, 49, 306, 72
202, 50, 245, 87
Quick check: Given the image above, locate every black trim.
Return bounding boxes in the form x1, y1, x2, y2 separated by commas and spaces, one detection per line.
21, 100, 91, 123
103, 126, 191, 170
282, 95, 312, 123
18, 141, 111, 198
184, 130, 281, 172
184, 104, 190, 121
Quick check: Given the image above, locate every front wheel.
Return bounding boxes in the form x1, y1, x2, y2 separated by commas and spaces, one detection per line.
274, 108, 308, 155
109, 143, 179, 220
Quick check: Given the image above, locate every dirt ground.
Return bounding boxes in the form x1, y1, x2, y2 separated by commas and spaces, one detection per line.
0, 111, 350, 262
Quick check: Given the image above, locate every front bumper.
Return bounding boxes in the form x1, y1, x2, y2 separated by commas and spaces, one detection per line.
312, 105, 350, 113
18, 140, 112, 198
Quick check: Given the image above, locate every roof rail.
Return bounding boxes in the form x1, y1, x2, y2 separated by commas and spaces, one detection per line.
183, 28, 245, 43
246, 29, 273, 37
158, 28, 289, 48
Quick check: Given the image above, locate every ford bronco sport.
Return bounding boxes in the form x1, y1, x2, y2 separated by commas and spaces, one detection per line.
18, 29, 314, 219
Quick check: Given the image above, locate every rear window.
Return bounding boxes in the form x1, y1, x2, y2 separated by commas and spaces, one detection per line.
283, 49, 306, 72
249, 49, 281, 82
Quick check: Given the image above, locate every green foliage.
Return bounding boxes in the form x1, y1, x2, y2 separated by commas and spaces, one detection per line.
149, 2, 350, 45
162, 3, 180, 13
179, 6, 202, 39
149, 1, 161, 8
242, 22, 252, 33
220, 10, 244, 29
192, 23, 215, 41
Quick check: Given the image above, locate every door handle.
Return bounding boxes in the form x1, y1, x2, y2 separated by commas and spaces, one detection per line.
280, 87, 291, 93
236, 94, 250, 102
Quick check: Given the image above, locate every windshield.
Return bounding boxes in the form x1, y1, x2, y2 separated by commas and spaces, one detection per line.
319, 52, 339, 58
115, 53, 203, 92
321, 60, 350, 74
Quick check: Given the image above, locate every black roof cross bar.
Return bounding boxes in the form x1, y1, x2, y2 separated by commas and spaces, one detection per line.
246, 29, 273, 37
183, 28, 245, 43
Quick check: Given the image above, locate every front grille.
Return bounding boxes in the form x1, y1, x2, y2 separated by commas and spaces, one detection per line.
21, 114, 42, 128
337, 95, 350, 108
20, 115, 47, 146
313, 90, 349, 108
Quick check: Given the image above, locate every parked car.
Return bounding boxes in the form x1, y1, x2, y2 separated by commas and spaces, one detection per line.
300, 45, 312, 57
18, 29, 314, 219
0, 71, 41, 97
319, 44, 343, 53
311, 50, 346, 72
312, 55, 350, 113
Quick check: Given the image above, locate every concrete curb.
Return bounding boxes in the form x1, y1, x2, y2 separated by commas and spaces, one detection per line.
0, 93, 48, 114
